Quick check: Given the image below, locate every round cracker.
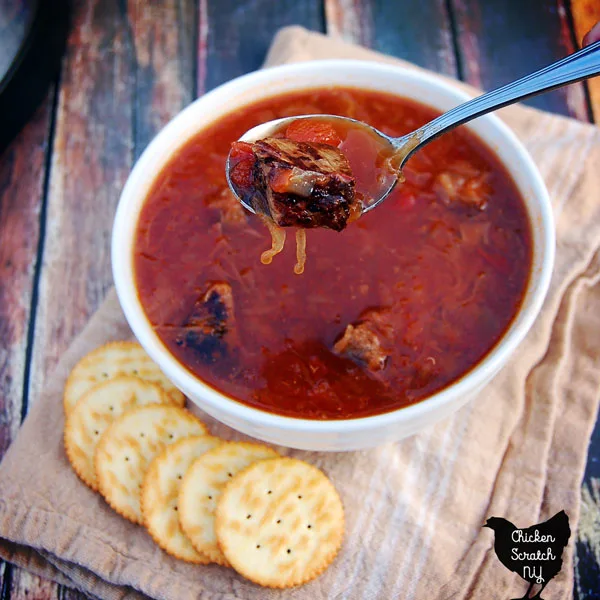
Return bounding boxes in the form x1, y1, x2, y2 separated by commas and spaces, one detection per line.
95, 405, 207, 524
64, 341, 184, 414
216, 457, 344, 588
178, 442, 279, 565
141, 435, 223, 563
65, 375, 172, 490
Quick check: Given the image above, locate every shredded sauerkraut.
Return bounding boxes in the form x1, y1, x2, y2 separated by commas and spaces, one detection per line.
259, 215, 308, 275
260, 215, 286, 265
294, 229, 307, 275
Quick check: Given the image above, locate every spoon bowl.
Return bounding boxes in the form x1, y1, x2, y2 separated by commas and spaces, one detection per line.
225, 114, 400, 214
226, 40, 600, 217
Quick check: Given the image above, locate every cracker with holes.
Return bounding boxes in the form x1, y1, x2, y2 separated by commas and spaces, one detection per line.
95, 405, 207, 524
141, 435, 223, 563
63, 341, 184, 414
215, 457, 344, 588
64, 375, 173, 490
178, 442, 279, 565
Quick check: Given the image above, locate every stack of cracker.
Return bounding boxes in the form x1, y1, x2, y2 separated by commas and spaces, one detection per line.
63, 341, 344, 588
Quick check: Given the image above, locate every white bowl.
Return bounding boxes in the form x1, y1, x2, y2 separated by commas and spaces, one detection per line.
112, 60, 554, 451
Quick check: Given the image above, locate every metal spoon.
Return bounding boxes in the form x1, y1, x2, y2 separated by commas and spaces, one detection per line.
227, 40, 600, 215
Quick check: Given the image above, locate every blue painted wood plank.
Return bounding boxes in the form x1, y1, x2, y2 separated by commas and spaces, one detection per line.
450, 0, 591, 120
198, 0, 325, 95
325, 0, 458, 77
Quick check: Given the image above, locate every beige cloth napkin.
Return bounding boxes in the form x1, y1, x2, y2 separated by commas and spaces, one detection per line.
1, 26, 599, 600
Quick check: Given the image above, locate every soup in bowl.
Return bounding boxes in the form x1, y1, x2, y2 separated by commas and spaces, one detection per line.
112, 60, 554, 451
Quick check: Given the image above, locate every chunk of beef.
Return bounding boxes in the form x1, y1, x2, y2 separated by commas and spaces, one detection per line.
185, 282, 234, 329
434, 169, 490, 211
172, 282, 238, 364
333, 309, 393, 372
231, 137, 357, 231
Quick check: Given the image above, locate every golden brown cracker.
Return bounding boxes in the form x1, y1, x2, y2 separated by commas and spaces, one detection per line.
64, 375, 172, 490
215, 457, 344, 588
95, 405, 207, 524
141, 435, 222, 563
64, 341, 184, 414
178, 442, 279, 565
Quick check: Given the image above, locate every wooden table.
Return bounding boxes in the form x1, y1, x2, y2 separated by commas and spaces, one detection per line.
0, 1, 598, 598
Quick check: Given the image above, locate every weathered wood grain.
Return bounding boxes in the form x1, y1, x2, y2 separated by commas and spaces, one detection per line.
576, 476, 600, 597
8, 1, 193, 598
25, 0, 195, 445
0, 561, 6, 598
6, 571, 66, 600
575, 471, 600, 599
26, 0, 134, 428
450, 0, 590, 120
5, 4, 133, 600
0, 97, 53, 597
324, 0, 372, 47
570, 0, 600, 122
197, 0, 325, 95
128, 0, 196, 157
57, 586, 88, 600
325, 0, 458, 76
0, 99, 51, 459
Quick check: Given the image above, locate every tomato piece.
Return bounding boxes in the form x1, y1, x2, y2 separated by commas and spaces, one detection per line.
229, 142, 255, 189
285, 119, 342, 146
230, 141, 255, 162
229, 158, 254, 189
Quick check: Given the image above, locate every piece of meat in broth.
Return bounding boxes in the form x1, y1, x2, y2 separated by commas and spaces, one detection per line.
333, 309, 392, 372
170, 282, 238, 364
232, 137, 357, 231
434, 163, 491, 211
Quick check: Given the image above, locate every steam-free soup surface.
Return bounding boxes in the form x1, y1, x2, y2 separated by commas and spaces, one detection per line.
134, 87, 532, 420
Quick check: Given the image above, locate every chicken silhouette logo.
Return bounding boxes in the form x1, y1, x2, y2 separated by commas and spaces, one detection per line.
483, 510, 570, 600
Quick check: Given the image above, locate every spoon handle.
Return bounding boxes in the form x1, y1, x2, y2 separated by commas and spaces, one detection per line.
398, 40, 600, 163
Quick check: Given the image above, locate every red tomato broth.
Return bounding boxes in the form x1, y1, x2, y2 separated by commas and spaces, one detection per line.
134, 87, 532, 420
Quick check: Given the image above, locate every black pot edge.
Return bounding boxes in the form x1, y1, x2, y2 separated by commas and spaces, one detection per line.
0, 0, 70, 155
